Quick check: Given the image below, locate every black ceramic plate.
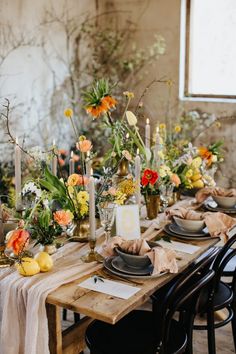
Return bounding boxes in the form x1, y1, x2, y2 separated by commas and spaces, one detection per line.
104, 257, 167, 279
169, 223, 209, 237
111, 256, 153, 276
205, 200, 236, 214
164, 224, 213, 241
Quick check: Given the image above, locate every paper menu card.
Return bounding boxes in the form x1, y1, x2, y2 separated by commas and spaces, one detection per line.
78, 276, 141, 300
156, 239, 200, 254
116, 204, 141, 240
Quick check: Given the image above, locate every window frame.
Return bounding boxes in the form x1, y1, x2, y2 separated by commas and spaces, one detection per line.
179, 0, 236, 103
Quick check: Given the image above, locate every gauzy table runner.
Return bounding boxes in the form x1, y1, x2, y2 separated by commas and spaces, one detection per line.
0, 242, 101, 354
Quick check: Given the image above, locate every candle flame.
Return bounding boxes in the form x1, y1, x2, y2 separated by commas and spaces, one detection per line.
137, 148, 139, 155
53, 139, 56, 146
90, 168, 94, 176
146, 118, 150, 124
156, 126, 159, 133
126, 133, 129, 139
71, 151, 74, 158
16, 137, 18, 144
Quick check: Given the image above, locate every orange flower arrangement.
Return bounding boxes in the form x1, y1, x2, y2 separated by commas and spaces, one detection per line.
7, 229, 30, 255
53, 210, 73, 226
198, 147, 213, 167
86, 95, 117, 119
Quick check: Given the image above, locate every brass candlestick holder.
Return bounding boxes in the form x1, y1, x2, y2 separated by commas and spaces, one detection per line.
81, 239, 104, 263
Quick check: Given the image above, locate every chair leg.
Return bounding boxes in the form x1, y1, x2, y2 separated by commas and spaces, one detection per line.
62, 308, 67, 321
231, 303, 236, 351
207, 310, 216, 354
184, 312, 195, 354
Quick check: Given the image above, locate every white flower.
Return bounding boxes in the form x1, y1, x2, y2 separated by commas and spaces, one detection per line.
122, 150, 132, 161
126, 111, 137, 126
212, 155, 218, 163
22, 182, 42, 199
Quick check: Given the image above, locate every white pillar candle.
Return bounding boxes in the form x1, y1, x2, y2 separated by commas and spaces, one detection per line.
15, 137, 22, 211
51, 140, 57, 176
145, 118, 150, 149
0, 201, 4, 244
86, 151, 91, 178
134, 149, 141, 207
89, 177, 96, 240
69, 151, 75, 175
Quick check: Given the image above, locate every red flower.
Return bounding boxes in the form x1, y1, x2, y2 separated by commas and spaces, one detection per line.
141, 169, 158, 187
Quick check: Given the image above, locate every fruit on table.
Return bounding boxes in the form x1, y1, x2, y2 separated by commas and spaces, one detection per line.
34, 251, 53, 272
16, 257, 40, 276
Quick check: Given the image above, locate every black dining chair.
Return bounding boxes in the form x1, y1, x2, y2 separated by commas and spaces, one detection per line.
85, 248, 217, 354
171, 233, 236, 354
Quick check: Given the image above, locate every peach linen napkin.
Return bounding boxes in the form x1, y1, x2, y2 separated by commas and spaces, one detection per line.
166, 206, 236, 240
196, 187, 236, 203
0, 242, 102, 354
104, 236, 178, 275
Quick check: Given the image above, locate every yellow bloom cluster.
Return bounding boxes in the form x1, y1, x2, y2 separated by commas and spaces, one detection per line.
114, 190, 127, 205
184, 157, 204, 188
118, 179, 137, 197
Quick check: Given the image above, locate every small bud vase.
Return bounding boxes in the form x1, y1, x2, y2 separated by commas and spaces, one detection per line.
145, 194, 160, 220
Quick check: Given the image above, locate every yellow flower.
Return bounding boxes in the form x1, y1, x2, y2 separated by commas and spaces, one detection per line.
159, 123, 166, 130
80, 204, 89, 216
118, 179, 137, 197
77, 191, 89, 204
191, 157, 202, 169
215, 121, 221, 128
123, 91, 134, 99
114, 191, 126, 205
185, 169, 193, 178
174, 125, 181, 133
64, 108, 73, 118
159, 167, 167, 178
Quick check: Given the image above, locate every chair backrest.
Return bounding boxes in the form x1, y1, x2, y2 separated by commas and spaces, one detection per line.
212, 232, 236, 273
153, 247, 218, 353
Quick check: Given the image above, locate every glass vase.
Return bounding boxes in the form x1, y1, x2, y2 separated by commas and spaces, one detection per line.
145, 194, 160, 220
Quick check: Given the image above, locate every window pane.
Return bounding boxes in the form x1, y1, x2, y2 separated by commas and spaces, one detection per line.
189, 0, 236, 96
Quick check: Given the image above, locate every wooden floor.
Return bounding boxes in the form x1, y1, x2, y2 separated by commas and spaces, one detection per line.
63, 306, 235, 354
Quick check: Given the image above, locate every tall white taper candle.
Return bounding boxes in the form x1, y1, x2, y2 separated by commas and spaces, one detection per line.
86, 151, 91, 178
69, 151, 75, 175
89, 177, 96, 240
15, 137, 22, 211
134, 149, 141, 207
145, 118, 150, 149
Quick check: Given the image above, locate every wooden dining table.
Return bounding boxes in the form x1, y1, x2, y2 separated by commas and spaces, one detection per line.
46, 235, 220, 354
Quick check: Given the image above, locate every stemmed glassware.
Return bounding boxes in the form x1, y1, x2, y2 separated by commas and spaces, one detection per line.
98, 203, 116, 245
159, 183, 174, 211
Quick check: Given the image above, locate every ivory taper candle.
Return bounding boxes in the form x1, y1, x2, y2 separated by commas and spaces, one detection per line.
134, 149, 141, 207
145, 118, 151, 149
15, 137, 22, 211
86, 151, 91, 178
69, 151, 75, 175
89, 177, 96, 240
0, 201, 4, 244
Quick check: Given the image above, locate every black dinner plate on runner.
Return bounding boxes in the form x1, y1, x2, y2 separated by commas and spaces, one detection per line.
205, 200, 236, 214
164, 224, 213, 241
104, 257, 167, 279
111, 256, 153, 276
169, 223, 209, 237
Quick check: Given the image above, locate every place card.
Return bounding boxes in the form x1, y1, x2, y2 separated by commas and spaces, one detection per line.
155, 239, 200, 254
78, 276, 141, 299
116, 204, 141, 240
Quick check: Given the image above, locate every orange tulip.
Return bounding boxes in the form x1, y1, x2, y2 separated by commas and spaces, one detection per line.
7, 229, 30, 255
77, 139, 92, 153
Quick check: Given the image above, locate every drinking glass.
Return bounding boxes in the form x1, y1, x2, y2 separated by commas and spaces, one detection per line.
159, 184, 174, 211
98, 204, 116, 245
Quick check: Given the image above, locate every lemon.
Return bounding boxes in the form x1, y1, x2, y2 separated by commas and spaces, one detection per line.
192, 179, 204, 188
34, 252, 53, 272
16, 257, 40, 276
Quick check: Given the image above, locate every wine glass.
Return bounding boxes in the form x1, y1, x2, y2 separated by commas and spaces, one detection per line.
159, 184, 174, 211
98, 204, 116, 245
